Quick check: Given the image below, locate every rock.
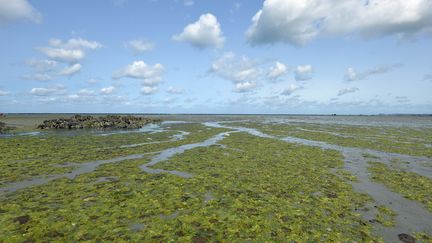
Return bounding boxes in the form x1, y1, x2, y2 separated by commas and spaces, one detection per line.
15, 215, 31, 225
398, 233, 416, 243
37, 115, 161, 130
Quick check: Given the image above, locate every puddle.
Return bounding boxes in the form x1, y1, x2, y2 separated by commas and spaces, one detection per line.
129, 223, 146, 232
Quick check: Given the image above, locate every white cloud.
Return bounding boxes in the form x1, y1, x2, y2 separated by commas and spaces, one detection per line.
345, 64, 401, 81
173, 13, 225, 49
141, 86, 158, 95
0, 0, 41, 25
37, 47, 85, 63
30, 85, 66, 96
48, 38, 102, 50
26, 59, 57, 71
167, 86, 184, 94
246, 0, 432, 46
114, 60, 165, 95
127, 39, 154, 54
234, 82, 256, 93
338, 87, 359, 96
21, 73, 54, 81
0, 89, 10, 96
77, 89, 96, 96
37, 38, 101, 63
211, 52, 260, 84
59, 63, 81, 76
100, 86, 115, 95
114, 60, 163, 84
281, 84, 300, 96
295, 65, 313, 81
268, 61, 287, 80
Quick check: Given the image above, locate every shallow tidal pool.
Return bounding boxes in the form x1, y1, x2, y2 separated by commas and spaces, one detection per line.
1, 115, 431, 242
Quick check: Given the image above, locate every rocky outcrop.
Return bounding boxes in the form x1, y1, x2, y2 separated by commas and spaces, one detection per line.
37, 115, 161, 130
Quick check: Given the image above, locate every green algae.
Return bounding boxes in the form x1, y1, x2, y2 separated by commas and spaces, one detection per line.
368, 162, 432, 212
1, 117, 431, 241
230, 121, 432, 158
0, 123, 227, 184
375, 205, 397, 227
0, 129, 379, 242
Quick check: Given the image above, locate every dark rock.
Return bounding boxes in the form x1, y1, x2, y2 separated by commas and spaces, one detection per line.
15, 215, 31, 225
398, 233, 416, 243
37, 115, 161, 130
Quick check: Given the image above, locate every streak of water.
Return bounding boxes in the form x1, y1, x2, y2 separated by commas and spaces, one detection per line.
139, 131, 233, 177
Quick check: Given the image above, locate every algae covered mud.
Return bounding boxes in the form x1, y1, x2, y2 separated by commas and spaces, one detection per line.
0, 114, 431, 242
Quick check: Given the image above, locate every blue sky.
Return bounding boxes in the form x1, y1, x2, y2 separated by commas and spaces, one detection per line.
0, 0, 431, 114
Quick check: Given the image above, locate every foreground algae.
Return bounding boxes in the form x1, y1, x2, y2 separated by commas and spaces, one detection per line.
0, 131, 377, 242
368, 161, 432, 212
1, 117, 431, 242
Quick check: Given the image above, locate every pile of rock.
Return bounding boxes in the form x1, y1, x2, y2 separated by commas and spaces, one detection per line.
37, 115, 161, 130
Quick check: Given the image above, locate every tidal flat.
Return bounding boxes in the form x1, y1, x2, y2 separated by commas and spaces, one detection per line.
0, 114, 431, 242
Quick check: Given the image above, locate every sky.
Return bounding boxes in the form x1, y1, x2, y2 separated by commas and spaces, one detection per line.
0, 0, 431, 114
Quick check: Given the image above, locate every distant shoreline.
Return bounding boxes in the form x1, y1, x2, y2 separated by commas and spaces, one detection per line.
1, 113, 432, 116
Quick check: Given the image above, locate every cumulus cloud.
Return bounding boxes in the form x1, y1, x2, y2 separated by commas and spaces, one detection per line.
166, 86, 184, 94
211, 52, 260, 92
114, 61, 164, 84
345, 64, 401, 81
37, 38, 102, 63
173, 13, 225, 49
126, 39, 154, 54
281, 84, 300, 96
29, 85, 66, 96
114, 60, 165, 95
337, 87, 359, 96
0, 89, 10, 96
295, 65, 313, 81
0, 0, 41, 25
141, 86, 158, 95
59, 63, 81, 76
100, 86, 115, 95
268, 61, 288, 80
234, 81, 256, 93
246, 0, 432, 46
77, 89, 96, 96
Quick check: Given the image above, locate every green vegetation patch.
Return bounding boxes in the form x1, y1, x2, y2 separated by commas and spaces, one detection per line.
375, 205, 397, 227
230, 121, 432, 158
0, 132, 379, 242
368, 162, 432, 212
0, 123, 228, 184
